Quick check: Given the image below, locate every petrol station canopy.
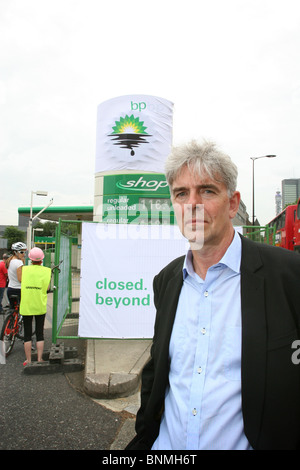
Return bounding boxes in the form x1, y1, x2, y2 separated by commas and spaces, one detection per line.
18, 206, 93, 223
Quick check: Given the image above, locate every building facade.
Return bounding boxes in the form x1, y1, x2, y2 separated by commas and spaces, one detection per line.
282, 179, 300, 207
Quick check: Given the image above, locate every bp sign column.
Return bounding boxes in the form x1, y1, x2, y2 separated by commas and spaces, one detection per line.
78, 95, 188, 339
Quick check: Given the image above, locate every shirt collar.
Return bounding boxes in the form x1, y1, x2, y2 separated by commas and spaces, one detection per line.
183, 229, 242, 279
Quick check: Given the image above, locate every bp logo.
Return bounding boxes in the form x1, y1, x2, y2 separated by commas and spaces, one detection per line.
109, 114, 151, 156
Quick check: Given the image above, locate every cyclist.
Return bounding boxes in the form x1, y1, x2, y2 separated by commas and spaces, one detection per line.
19, 247, 51, 365
6, 242, 27, 308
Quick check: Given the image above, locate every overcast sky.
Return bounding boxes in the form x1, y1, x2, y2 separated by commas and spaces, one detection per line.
1, 0, 300, 227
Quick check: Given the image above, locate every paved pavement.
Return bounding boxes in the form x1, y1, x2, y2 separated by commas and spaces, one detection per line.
84, 338, 151, 399
0, 309, 142, 450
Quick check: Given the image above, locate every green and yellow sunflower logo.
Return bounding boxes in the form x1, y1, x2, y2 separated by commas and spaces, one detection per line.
109, 114, 151, 156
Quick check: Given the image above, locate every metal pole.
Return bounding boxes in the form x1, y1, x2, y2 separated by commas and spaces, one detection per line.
27, 190, 49, 251
27, 191, 34, 252
250, 155, 276, 227
252, 158, 255, 226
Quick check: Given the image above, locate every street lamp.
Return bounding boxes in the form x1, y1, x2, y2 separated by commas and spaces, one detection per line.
32, 227, 43, 245
250, 155, 276, 226
27, 190, 52, 251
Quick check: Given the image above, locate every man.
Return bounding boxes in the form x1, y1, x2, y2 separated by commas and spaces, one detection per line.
126, 140, 300, 450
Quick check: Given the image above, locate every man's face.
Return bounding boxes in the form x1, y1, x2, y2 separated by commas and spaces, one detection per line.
171, 165, 240, 250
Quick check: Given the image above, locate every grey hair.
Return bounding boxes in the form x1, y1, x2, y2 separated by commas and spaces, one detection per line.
165, 140, 238, 197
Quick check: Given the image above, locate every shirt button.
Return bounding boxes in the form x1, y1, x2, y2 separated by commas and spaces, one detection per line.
192, 408, 197, 416
197, 367, 202, 374
201, 327, 206, 335
204, 290, 209, 297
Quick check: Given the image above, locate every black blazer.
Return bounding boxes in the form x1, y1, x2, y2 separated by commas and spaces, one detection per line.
127, 236, 300, 450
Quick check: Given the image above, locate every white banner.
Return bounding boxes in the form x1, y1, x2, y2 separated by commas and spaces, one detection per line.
95, 95, 173, 173
78, 222, 187, 338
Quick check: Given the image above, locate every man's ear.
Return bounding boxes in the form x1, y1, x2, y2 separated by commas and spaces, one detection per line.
229, 191, 241, 219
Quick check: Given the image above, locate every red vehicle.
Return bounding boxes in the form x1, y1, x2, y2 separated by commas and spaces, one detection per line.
294, 198, 300, 253
267, 204, 297, 251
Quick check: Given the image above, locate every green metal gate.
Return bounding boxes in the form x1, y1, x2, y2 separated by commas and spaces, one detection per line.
52, 219, 80, 342
243, 225, 276, 245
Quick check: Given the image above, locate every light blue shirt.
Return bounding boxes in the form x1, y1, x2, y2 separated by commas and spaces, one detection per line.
152, 231, 252, 450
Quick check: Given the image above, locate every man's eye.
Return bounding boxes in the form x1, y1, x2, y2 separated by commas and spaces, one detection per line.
201, 189, 215, 196
175, 191, 187, 199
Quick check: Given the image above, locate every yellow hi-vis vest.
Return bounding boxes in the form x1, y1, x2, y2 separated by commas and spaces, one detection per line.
20, 265, 51, 316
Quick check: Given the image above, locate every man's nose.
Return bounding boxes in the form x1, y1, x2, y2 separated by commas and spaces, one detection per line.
187, 190, 202, 207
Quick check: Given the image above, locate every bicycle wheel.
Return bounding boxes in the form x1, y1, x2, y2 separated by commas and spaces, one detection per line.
16, 316, 24, 341
0, 313, 17, 356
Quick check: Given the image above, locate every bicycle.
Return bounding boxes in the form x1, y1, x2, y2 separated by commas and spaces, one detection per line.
0, 295, 35, 357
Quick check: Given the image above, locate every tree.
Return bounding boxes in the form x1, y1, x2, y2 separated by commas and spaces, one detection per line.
283, 200, 298, 210
34, 221, 57, 236
3, 226, 25, 250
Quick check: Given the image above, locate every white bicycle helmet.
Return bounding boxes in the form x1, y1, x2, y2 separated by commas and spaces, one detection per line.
11, 242, 27, 252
